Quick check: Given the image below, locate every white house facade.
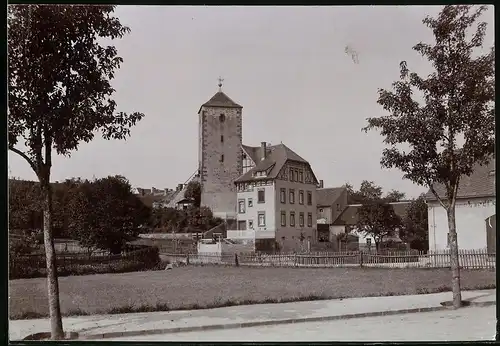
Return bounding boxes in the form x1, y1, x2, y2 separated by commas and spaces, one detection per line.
428, 197, 496, 251
425, 158, 495, 252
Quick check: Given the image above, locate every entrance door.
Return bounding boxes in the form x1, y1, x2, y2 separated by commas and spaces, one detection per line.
485, 214, 496, 253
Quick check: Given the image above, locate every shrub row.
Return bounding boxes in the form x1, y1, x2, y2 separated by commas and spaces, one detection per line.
9, 246, 160, 279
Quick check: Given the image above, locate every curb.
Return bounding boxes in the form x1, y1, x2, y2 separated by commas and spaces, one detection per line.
79, 300, 495, 340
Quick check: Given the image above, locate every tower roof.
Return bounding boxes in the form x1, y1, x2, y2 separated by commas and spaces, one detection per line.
198, 91, 242, 113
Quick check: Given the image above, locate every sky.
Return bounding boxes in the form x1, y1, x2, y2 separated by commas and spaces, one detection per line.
8, 5, 495, 198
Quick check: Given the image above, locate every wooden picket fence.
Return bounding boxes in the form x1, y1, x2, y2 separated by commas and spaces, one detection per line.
161, 249, 495, 270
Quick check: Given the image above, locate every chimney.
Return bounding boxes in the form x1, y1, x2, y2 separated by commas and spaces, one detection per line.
177, 183, 183, 191
319, 180, 324, 188
260, 142, 267, 160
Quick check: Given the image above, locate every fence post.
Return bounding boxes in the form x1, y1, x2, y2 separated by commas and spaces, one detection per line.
235, 253, 239, 267
359, 251, 363, 267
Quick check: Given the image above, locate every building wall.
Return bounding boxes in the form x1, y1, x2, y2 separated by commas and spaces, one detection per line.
236, 182, 276, 236
275, 178, 317, 252
199, 106, 243, 218
317, 206, 332, 224
428, 197, 496, 251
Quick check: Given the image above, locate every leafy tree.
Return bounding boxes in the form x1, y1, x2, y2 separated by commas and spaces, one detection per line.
184, 181, 201, 208
362, 5, 494, 308
356, 200, 403, 251
401, 195, 429, 251
8, 5, 144, 337
345, 181, 405, 204
385, 190, 406, 203
9, 178, 43, 231
67, 176, 151, 255
186, 206, 215, 231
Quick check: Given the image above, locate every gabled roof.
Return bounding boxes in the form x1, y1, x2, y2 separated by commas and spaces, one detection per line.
198, 91, 242, 113
317, 187, 346, 207
235, 143, 316, 184
425, 158, 495, 201
332, 202, 410, 226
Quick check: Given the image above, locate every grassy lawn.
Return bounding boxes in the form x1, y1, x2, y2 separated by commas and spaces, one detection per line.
9, 266, 495, 319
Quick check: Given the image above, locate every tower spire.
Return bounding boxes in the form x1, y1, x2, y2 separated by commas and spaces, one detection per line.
217, 76, 224, 91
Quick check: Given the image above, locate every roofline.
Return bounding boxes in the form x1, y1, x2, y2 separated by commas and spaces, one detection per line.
426, 193, 496, 201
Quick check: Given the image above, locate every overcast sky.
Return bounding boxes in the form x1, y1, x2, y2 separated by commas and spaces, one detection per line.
8, 5, 494, 198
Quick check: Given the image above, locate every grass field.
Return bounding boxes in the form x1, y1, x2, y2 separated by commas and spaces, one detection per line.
9, 266, 496, 319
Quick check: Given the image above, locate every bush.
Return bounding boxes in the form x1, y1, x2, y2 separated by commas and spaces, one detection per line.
9, 245, 161, 279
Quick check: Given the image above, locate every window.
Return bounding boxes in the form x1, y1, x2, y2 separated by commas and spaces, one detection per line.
293, 170, 298, 182
281, 211, 286, 226
258, 212, 266, 227
248, 198, 253, 207
238, 199, 246, 214
447, 233, 450, 247
307, 212, 313, 227
221, 154, 224, 163
290, 212, 295, 227
299, 212, 304, 227
366, 238, 372, 247
258, 189, 265, 203
319, 208, 323, 212
221, 135, 224, 143
307, 191, 312, 205
336, 203, 341, 211
280, 188, 286, 203
289, 189, 295, 204
219, 114, 225, 122
299, 170, 303, 182
248, 220, 254, 229
289, 168, 294, 182
299, 190, 304, 205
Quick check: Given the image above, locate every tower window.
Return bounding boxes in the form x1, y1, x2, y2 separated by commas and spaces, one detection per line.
219, 114, 225, 122
221, 154, 224, 162
221, 135, 224, 143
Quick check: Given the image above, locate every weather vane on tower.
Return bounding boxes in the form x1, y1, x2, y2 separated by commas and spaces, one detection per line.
218, 76, 224, 91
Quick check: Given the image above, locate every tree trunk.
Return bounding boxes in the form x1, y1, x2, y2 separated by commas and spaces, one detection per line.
41, 180, 64, 339
446, 207, 462, 308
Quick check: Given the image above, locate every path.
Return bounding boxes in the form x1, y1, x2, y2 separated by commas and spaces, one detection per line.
107, 306, 496, 341
9, 289, 496, 340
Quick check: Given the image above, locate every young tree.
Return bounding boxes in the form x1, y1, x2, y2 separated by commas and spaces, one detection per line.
8, 5, 145, 338
184, 181, 201, 208
67, 176, 151, 254
356, 200, 402, 251
401, 196, 429, 251
362, 5, 494, 308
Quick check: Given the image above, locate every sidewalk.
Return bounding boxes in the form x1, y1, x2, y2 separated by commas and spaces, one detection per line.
9, 289, 496, 341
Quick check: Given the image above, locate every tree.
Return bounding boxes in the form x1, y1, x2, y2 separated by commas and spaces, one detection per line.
385, 190, 407, 203
8, 5, 145, 338
401, 195, 429, 251
345, 181, 405, 204
68, 176, 151, 254
356, 200, 403, 251
184, 181, 201, 208
362, 5, 494, 308
9, 178, 43, 231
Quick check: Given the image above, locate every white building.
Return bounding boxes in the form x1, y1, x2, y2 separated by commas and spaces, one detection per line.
228, 142, 320, 253
426, 159, 496, 252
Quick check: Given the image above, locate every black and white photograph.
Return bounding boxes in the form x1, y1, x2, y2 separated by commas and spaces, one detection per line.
7, 4, 496, 342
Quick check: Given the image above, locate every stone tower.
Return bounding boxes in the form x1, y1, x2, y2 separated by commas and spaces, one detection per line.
198, 87, 243, 220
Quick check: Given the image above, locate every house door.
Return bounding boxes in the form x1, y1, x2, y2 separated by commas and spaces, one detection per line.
485, 214, 496, 253
238, 221, 247, 230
